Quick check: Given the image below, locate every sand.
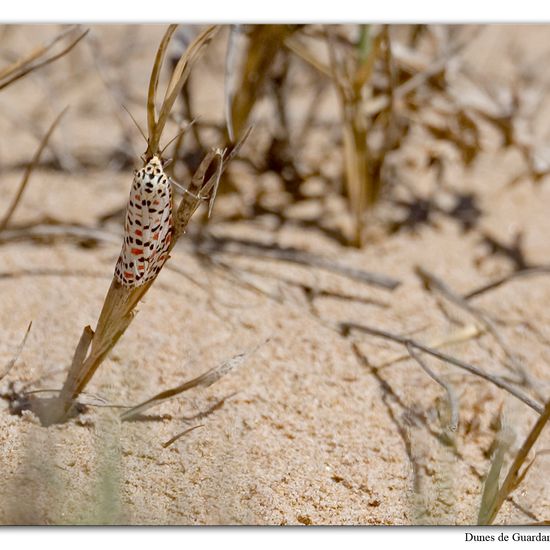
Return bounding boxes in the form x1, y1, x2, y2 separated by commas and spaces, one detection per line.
0, 24, 548, 525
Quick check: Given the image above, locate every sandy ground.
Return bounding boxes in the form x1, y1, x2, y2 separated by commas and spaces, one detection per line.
0, 25, 549, 525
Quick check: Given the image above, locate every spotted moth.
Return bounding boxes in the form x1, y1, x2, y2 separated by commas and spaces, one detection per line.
114, 156, 173, 287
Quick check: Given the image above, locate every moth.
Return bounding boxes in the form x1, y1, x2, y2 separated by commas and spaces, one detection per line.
114, 156, 173, 287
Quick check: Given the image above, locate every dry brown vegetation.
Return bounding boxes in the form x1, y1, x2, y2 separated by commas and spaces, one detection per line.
0, 24, 549, 525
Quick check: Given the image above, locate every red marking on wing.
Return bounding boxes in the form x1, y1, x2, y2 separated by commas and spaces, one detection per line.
135, 229, 142, 236
131, 248, 143, 255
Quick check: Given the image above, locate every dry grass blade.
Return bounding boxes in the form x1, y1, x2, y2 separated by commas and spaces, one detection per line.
353, 25, 383, 94
478, 417, 514, 525
284, 35, 332, 78
479, 400, 550, 525
0, 108, 68, 232
69, 326, 94, 376
230, 25, 297, 140
325, 26, 383, 247
121, 340, 266, 421
0, 25, 76, 81
147, 25, 219, 158
0, 28, 88, 91
147, 24, 178, 142
224, 25, 243, 141
0, 322, 32, 381
161, 25, 218, 115
207, 148, 225, 217
0, 224, 120, 246
374, 324, 482, 371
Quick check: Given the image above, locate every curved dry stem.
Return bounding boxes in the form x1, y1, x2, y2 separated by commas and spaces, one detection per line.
341, 321, 544, 415
146, 24, 178, 145
0, 28, 88, 92
0, 322, 32, 381
146, 25, 219, 158
0, 25, 78, 81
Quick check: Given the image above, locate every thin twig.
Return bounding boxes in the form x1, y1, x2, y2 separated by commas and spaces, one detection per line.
197, 235, 401, 290
0, 224, 120, 245
406, 342, 459, 431
0, 322, 32, 381
0, 28, 89, 91
375, 324, 482, 370
393, 27, 482, 100
464, 266, 550, 300
341, 322, 544, 415
0, 26, 78, 81
415, 266, 540, 395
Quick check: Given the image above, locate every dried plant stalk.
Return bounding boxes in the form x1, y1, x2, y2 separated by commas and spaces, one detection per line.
229, 25, 297, 140
0, 322, 32, 381
36, 25, 249, 425
0, 26, 88, 91
326, 26, 384, 247
146, 25, 219, 158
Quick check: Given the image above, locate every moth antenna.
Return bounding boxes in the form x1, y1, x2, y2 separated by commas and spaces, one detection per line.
159, 117, 200, 157
122, 104, 147, 143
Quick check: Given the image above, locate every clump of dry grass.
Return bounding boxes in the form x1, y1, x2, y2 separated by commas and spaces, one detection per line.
30, 25, 249, 425
191, 25, 493, 246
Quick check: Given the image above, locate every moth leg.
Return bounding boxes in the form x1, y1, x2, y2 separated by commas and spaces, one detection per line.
169, 177, 206, 201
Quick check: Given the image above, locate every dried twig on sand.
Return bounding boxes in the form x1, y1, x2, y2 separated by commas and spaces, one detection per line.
195, 234, 401, 290
415, 266, 541, 396
464, 265, 550, 300
406, 342, 459, 431
340, 322, 544, 415
0, 322, 32, 382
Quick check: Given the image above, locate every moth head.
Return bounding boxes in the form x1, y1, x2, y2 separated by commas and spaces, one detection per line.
140, 155, 171, 171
